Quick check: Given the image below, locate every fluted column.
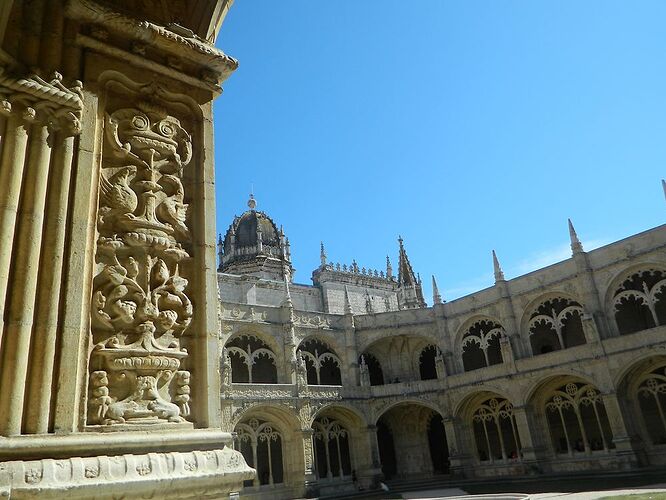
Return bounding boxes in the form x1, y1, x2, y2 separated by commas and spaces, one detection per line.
0, 110, 53, 436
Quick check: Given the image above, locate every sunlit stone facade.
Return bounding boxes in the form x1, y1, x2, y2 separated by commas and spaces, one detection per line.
219, 197, 666, 499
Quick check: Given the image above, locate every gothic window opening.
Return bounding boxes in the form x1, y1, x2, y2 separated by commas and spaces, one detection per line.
299, 339, 342, 385
544, 382, 613, 455
471, 397, 522, 463
462, 320, 505, 371
234, 418, 284, 487
359, 352, 384, 386
636, 364, 666, 445
427, 413, 450, 474
419, 345, 438, 380
613, 269, 666, 335
226, 334, 278, 384
528, 297, 586, 355
313, 417, 352, 480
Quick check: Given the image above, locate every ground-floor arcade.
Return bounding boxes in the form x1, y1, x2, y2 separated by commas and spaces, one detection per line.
224, 353, 666, 498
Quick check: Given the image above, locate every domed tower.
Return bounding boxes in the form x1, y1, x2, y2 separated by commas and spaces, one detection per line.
218, 195, 294, 281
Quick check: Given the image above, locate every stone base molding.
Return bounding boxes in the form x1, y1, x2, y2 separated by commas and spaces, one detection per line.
0, 447, 253, 499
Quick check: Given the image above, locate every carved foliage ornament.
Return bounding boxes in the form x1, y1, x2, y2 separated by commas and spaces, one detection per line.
88, 101, 195, 426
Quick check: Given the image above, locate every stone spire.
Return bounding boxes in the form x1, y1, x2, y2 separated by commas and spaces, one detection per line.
386, 255, 393, 279
344, 285, 354, 315
662, 179, 666, 202
396, 236, 426, 309
320, 241, 327, 266
217, 233, 223, 270
432, 275, 442, 305
568, 218, 583, 254
492, 250, 505, 283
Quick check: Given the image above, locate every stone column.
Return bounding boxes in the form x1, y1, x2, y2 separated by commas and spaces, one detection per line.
356, 425, 382, 489
301, 429, 317, 494
601, 392, 644, 468
443, 417, 469, 477
512, 406, 540, 468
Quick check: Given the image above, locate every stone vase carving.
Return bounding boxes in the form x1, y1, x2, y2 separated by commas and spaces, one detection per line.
88, 102, 194, 426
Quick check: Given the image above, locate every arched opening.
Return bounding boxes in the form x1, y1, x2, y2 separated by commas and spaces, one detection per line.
359, 352, 384, 386
234, 418, 285, 487
313, 416, 352, 480
470, 396, 522, 463
541, 380, 613, 455
226, 334, 278, 383
376, 403, 448, 479
461, 320, 505, 371
528, 297, 586, 355
419, 345, 438, 380
299, 338, 342, 385
613, 269, 666, 335
635, 363, 666, 445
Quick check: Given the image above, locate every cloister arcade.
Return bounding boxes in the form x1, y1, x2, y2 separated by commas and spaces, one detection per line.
220, 255, 666, 496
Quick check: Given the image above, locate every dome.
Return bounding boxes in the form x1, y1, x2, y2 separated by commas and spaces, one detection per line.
218, 195, 293, 280
223, 210, 280, 252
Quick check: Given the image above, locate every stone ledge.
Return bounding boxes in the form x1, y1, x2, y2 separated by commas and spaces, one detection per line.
0, 429, 234, 460
0, 447, 254, 499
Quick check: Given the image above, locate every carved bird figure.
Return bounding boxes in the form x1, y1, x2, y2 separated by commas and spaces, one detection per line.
156, 174, 189, 238
99, 166, 137, 221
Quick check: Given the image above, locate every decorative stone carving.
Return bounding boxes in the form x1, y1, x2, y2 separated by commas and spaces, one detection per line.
88, 101, 195, 426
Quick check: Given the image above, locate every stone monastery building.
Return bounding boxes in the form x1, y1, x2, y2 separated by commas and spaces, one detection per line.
0, 0, 664, 497
219, 195, 666, 498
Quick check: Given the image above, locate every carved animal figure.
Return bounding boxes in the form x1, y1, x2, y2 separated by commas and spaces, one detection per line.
99, 166, 137, 224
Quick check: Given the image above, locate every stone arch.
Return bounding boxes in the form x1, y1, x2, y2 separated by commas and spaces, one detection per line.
360, 334, 441, 384
526, 374, 614, 456
520, 292, 587, 356
310, 404, 367, 482
454, 390, 522, 464
455, 315, 507, 372
357, 329, 440, 355
374, 400, 449, 479
615, 353, 666, 450
297, 337, 343, 386
224, 331, 280, 384
603, 264, 666, 336
231, 404, 304, 490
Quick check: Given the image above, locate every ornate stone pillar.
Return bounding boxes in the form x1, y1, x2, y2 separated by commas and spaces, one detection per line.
0, 0, 254, 496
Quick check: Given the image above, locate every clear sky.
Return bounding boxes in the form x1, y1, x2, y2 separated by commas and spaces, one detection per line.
213, 1, 665, 302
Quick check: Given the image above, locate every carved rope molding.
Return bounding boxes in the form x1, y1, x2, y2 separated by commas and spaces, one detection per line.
88, 99, 196, 427
65, 0, 238, 78
0, 67, 83, 133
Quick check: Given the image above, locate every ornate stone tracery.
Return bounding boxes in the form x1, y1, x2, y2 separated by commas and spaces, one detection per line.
613, 269, 666, 335
461, 320, 505, 371
528, 297, 586, 355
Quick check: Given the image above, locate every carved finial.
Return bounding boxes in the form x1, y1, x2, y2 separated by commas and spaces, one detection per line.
386, 255, 393, 278
662, 179, 666, 202
247, 193, 257, 210
344, 285, 353, 315
320, 241, 327, 266
432, 275, 442, 305
492, 250, 505, 282
568, 218, 583, 254
217, 233, 223, 247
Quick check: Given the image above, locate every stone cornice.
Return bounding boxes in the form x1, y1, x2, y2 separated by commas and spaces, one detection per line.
65, 0, 238, 83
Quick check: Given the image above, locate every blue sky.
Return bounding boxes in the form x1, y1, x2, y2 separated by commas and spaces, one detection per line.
213, 1, 665, 301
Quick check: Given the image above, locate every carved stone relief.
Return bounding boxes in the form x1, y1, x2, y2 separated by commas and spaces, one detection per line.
88, 96, 196, 426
